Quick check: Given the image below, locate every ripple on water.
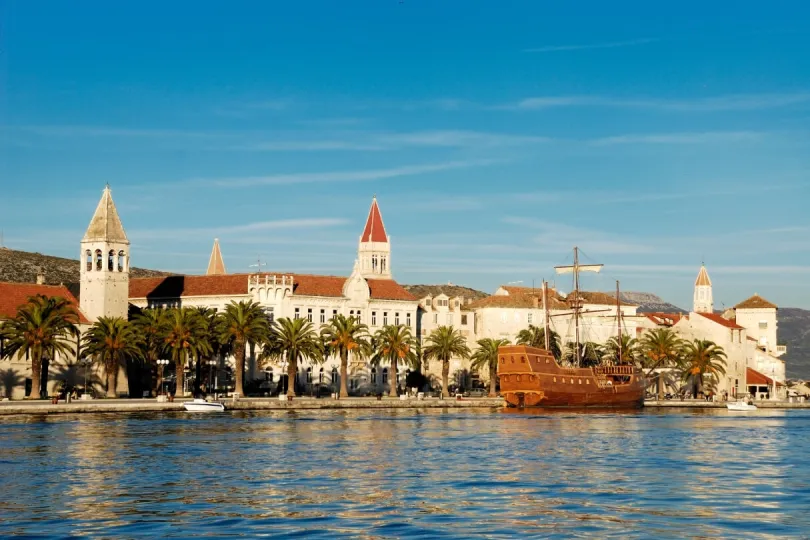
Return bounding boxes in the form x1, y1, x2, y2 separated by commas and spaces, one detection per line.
0, 409, 808, 538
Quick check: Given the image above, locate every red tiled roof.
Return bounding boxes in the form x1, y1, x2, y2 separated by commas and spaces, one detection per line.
129, 273, 416, 302
747, 367, 783, 387
734, 294, 778, 310
696, 312, 744, 329
360, 198, 388, 243
644, 312, 685, 326
0, 281, 90, 323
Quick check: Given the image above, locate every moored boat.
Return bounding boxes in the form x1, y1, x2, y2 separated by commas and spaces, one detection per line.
498, 344, 646, 407
183, 398, 225, 412
727, 399, 757, 411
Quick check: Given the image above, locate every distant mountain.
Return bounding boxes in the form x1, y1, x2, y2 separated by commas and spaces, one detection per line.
779, 308, 810, 380
0, 247, 171, 287
619, 292, 688, 314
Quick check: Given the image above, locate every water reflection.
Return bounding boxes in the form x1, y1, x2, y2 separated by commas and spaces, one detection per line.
0, 409, 806, 538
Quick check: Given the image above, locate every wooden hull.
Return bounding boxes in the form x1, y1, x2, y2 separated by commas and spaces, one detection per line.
497, 345, 645, 409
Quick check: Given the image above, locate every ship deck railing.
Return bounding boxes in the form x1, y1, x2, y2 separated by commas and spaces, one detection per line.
594, 365, 635, 376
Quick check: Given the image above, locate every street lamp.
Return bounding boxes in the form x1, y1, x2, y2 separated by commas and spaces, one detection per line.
157, 359, 170, 395
207, 359, 217, 396
80, 357, 92, 397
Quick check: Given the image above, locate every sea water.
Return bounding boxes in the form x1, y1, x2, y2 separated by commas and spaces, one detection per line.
0, 409, 807, 538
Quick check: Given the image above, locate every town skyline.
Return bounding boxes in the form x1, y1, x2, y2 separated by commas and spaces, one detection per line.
2, 1, 809, 308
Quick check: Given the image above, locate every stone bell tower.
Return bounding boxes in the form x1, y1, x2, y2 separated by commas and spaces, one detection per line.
357, 196, 392, 279
80, 185, 130, 322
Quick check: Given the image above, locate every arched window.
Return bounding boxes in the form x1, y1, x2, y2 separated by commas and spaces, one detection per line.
95, 250, 103, 271
85, 250, 92, 271
117, 250, 126, 272
382, 368, 389, 384
381, 257, 387, 272
306, 367, 312, 383
371, 367, 377, 383
331, 367, 338, 384
319, 367, 324, 384
108, 250, 115, 271
372, 255, 378, 270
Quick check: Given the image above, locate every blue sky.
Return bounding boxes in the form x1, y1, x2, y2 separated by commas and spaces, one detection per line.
1, 1, 810, 309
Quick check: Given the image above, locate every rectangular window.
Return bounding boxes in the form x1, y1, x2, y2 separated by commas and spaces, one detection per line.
357, 311, 362, 323
759, 321, 768, 329
528, 313, 533, 324
383, 312, 388, 325
425, 298, 432, 307
320, 309, 325, 324
372, 311, 377, 326
294, 308, 300, 320
461, 314, 468, 325
333, 309, 338, 319
395, 313, 400, 325
446, 314, 452, 325
406, 313, 411, 327
307, 308, 313, 322
433, 313, 438, 324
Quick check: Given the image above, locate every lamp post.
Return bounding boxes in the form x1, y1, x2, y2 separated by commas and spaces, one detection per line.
81, 357, 92, 397
207, 359, 217, 396
157, 359, 170, 395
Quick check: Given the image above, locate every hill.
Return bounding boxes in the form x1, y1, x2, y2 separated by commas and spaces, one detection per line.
403, 284, 489, 301
0, 247, 171, 286
619, 292, 687, 314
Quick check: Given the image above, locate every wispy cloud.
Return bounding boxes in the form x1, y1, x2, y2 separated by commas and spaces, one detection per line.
524, 38, 657, 53
510, 93, 810, 112
130, 218, 348, 240
590, 131, 764, 146
15, 125, 221, 138
502, 217, 656, 254
190, 159, 500, 188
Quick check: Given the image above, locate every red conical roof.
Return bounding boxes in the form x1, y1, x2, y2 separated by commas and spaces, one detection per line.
361, 197, 388, 243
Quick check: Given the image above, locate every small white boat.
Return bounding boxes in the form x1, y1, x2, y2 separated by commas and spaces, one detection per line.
183, 398, 225, 412
727, 400, 758, 411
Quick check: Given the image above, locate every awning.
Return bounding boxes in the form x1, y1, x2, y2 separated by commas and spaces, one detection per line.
746, 367, 783, 387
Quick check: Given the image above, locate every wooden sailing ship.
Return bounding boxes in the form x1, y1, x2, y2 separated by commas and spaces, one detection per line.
498, 247, 646, 408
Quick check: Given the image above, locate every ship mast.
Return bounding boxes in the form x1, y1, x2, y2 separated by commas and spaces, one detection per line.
554, 247, 603, 367
542, 280, 550, 351
616, 280, 622, 364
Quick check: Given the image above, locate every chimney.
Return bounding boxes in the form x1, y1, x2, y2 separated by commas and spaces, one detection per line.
36, 270, 45, 285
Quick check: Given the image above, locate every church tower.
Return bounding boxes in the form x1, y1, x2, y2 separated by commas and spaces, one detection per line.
357, 197, 391, 279
206, 238, 227, 275
80, 186, 130, 322
693, 264, 713, 313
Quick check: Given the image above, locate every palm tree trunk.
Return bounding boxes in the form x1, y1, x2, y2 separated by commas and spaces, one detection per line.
389, 358, 398, 397
234, 342, 245, 397
441, 357, 450, 397
106, 355, 117, 398
156, 362, 164, 395
287, 355, 297, 397
175, 357, 185, 398
29, 350, 42, 399
489, 363, 497, 397
658, 371, 664, 400
339, 350, 349, 398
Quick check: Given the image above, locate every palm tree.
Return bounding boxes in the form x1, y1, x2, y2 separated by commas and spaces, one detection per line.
0, 295, 79, 399
681, 339, 727, 398
372, 325, 417, 397
133, 308, 168, 395
218, 300, 269, 398
470, 338, 509, 397
602, 334, 640, 366
320, 314, 371, 398
82, 317, 143, 398
563, 341, 603, 367
423, 326, 471, 398
163, 307, 211, 397
638, 328, 684, 399
515, 325, 562, 360
263, 317, 319, 397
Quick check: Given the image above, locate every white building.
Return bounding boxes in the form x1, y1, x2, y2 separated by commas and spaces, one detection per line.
129, 197, 419, 395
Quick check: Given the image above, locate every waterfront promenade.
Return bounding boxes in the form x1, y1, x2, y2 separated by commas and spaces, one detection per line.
0, 396, 504, 415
